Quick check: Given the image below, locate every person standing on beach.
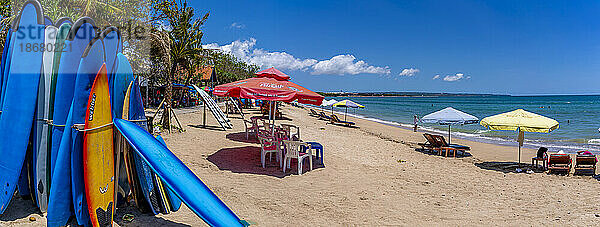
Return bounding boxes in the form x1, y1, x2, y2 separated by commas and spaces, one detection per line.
413, 115, 419, 132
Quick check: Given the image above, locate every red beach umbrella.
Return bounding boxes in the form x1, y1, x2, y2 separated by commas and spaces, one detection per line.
255, 67, 290, 81
214, 77, 323, 105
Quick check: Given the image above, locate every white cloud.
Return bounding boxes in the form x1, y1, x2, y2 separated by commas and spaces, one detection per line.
443, 73, 465, 82
311, 54, 391, 75
230, 22, 245, 29
433, 74, 440, 80
398, 68, 419, 76
203, 38, 390, 75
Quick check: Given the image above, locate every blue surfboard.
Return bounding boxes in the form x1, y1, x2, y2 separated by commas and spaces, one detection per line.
126, 77, 162, 215
113, 55, 147, 213
16, 160, 30, 198
55, 17, 72, 27
44, 16, 53, 26
0, 0, 45, 214
0, 22, 16, 109
0, 28, 11, 105
112, 53, 134, 118
114, 119, 244, 227
101, 27, 120, 101
154, 135, 182, 212
47, 17, 96, 226
61, 34, 105, 226
47, 21, 72, 181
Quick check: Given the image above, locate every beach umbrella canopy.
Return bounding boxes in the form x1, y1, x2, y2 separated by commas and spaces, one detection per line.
214, 77, 323, 105
332, 100, 365, 108
320, 99, 338, 107
480, 109, 559, 165
421, 107, 479, 143
332, 99, 365, 121
255, 67, 290, 81
480, 109, 559, 133
321, 99, 339, 113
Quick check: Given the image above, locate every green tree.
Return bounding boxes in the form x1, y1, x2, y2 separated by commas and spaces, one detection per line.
151, 0, 208, 131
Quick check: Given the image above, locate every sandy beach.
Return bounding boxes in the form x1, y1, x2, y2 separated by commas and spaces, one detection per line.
1, 104, 599, 226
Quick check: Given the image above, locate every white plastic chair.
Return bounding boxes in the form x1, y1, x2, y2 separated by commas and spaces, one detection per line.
282, 140, 312, 175
257, 134, 281, 168
243, 119, 257, 139
280, 124, 300, 141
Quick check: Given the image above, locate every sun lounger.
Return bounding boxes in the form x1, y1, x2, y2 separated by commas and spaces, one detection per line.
574, 154, 596, 175
329, 114, 355, 127
318, 111, 332, 120
309, 109, 319, 117
431, 135, 470, 157
418, 133, 441, 152
547, 154, 572, 175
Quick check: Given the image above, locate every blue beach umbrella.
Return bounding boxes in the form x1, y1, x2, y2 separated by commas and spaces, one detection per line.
421, 107, 479, 143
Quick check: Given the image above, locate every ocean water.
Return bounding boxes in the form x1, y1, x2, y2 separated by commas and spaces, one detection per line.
326, 95, 600, 154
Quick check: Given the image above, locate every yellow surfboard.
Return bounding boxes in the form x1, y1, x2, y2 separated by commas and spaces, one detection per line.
84, 64, 115, 227
120, 81, 150, 212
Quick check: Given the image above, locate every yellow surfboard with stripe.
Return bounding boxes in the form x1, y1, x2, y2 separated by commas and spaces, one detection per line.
84, 64, 115, 227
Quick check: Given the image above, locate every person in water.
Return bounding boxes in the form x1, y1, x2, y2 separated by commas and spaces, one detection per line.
413, 115, 418, 132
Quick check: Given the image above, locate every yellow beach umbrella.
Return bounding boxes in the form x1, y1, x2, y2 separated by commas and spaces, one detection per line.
480, 109, 559, 165
332, 100, 365, 121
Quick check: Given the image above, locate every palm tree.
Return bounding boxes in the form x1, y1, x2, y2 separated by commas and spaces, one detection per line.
152, 0, 208, 131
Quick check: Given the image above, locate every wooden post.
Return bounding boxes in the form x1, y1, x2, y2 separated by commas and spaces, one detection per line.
203, 100, 207, 127
171, 108, 183, 132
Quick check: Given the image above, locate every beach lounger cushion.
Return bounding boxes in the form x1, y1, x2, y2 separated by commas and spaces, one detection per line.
318, 111, 332, 120
418, 133, 440, 151
574, 154, 596, 175
434, 135, 470, 151
548, 154, 572, 174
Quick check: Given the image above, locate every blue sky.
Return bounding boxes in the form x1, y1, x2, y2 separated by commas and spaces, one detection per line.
191, 0, 600, 95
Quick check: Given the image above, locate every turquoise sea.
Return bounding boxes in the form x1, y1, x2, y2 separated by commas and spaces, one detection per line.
327, 95, 600, 154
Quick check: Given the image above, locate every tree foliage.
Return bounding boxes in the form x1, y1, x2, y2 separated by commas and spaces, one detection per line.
204, 49, 259, 84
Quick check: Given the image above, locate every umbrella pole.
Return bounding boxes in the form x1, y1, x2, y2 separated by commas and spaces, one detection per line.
518, 144, 521, 166
448, 125, 451, 144
269, 101, 272, 122
345, 107, 348, 121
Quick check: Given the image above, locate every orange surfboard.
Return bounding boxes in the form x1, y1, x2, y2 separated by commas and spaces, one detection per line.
83, 64, 115, 227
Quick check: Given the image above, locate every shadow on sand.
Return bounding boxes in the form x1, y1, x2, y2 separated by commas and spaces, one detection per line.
188, 124, 226, 131
0, 194, 189, 226
0, 194, 40, 222
207, 146, 324, 178
474, 161, 546, 173
226, 132, 258, 144
414, 148, 473, 158
114, 205, 191, 227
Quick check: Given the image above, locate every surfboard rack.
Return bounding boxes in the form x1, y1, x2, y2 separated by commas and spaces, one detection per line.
192, 85, 232, 130
43, 119, 66, 127
72, 123, 113, 132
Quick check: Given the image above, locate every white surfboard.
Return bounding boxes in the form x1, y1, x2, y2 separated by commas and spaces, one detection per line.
33, 25, 57, 212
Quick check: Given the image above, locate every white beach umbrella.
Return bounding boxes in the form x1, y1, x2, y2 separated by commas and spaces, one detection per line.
321, 99, 338, 113
421, 107, 479, 143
